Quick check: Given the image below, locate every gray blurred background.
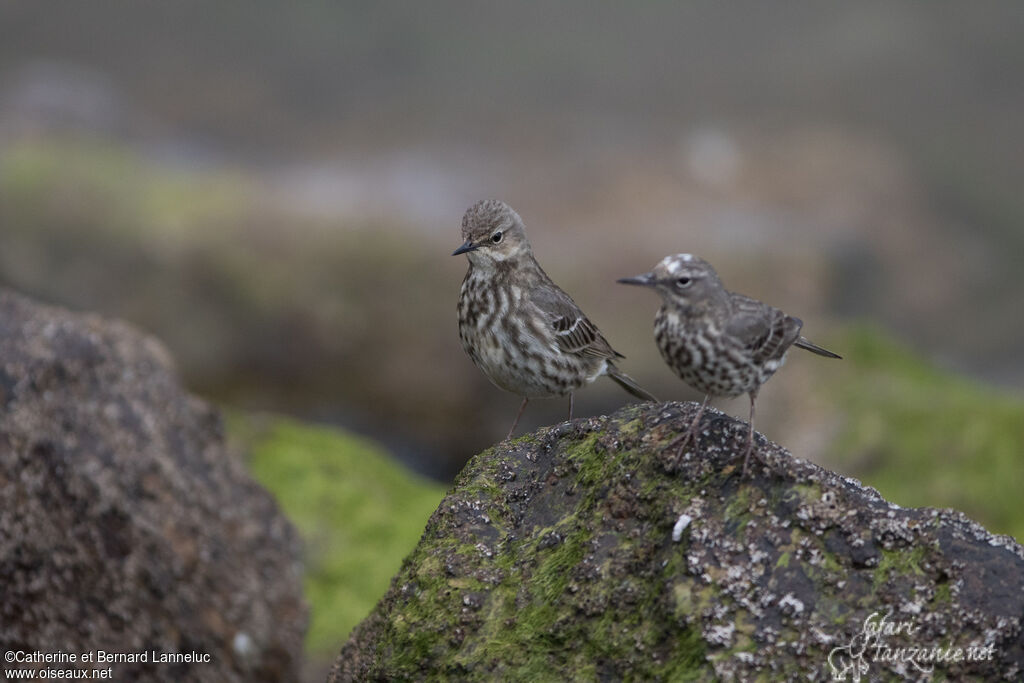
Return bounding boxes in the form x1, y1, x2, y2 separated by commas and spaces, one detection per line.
1, 2, 1022, 479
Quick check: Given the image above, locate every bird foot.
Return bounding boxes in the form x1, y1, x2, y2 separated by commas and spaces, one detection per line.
738, 429, 758, 478
740, 445, 753, 478
663, 428, 697, 470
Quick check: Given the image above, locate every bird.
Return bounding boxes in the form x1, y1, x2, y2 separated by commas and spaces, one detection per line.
618, 254, 840, 476
454, 199, 657, 440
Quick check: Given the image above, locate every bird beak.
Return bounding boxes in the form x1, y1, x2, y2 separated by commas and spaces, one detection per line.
617, 273, 656, 287
452, 239, 479, 256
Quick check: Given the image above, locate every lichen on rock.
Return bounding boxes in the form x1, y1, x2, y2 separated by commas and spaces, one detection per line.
331, 402, 1024, 681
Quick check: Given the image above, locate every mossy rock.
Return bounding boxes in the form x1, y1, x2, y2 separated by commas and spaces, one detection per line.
330, 402, 1024, 681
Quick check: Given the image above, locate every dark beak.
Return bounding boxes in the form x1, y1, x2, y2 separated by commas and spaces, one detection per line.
617, 272, 656, 287
452, 239, 478, 256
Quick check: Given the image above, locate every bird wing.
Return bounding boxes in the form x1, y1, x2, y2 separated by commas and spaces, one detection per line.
725, 295, 802, 364
530, 283, 622, 359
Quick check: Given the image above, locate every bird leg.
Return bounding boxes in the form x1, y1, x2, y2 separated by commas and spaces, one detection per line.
664, 394, 710, 465
741, 390, 758, 477
567, 392, 574, 421
507, 397, 529, 440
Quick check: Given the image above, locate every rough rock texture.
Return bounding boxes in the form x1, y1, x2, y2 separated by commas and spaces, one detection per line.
332, 402, 1024, 681
0, 289, 307, 682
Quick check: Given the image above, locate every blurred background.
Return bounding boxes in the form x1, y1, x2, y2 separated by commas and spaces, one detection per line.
2, 1, 1022, 673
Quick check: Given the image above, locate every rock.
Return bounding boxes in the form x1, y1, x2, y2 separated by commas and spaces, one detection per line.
0, 289, 307, 682
330, 402, 1024, 681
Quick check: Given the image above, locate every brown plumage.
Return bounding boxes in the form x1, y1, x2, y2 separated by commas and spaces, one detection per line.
454, 200, 656, 439
619, 254, 840, 475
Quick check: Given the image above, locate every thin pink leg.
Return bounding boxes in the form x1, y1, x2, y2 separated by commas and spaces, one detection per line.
506, 397, 529, 440
741, 390, 758, 477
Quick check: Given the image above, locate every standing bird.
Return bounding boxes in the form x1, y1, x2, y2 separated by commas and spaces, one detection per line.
618, 254, 840, 475
454, 200, 656, 439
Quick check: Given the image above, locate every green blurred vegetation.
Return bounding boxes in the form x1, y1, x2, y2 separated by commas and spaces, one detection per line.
227, 413, 447, 659
0, 137, 251, 238
831, 325, 1024, 543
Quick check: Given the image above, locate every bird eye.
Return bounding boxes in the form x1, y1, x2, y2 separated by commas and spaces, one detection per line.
676, 277, 692, 287
491, 231, 503, 244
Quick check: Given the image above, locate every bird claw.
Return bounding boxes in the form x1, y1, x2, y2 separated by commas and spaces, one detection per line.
662, 429, 697, 471
739, 432, 758, 478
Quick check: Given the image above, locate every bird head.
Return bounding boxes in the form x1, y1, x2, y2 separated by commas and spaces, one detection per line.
452, 200, 532, 267
617, 253, 725, 310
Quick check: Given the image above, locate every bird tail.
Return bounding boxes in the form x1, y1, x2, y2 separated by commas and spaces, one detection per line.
794, 336, 842, 359
607, 364, 659, 402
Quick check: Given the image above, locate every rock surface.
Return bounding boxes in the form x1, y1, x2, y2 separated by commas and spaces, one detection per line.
0, 289, 307, 682
331, 402, 1024, 681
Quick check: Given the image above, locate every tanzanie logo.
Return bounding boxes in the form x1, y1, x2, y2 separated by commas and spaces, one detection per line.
828, 611, 996, 680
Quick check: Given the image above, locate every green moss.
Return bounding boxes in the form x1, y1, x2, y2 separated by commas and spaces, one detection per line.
564, 434, 602, 482
533, 529, 589, 601
227, 412, 446, 659
455, 520, 596, 671
819, 546, 843, 575
873, 546, 928, 589
724, 487, 751, 519
723, 487, 754, 541
619, 418, 644, 437
830, 325, 1024, 543
787, 483, 823, 505
673, 582, 717, 621
655, 625, 708, 681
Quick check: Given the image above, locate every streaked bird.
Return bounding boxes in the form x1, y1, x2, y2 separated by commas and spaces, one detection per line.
618, 254, 840, 475
454, 200, 656, 439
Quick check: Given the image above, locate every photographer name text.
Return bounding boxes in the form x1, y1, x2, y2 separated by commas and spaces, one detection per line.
6, 650, 211, 665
